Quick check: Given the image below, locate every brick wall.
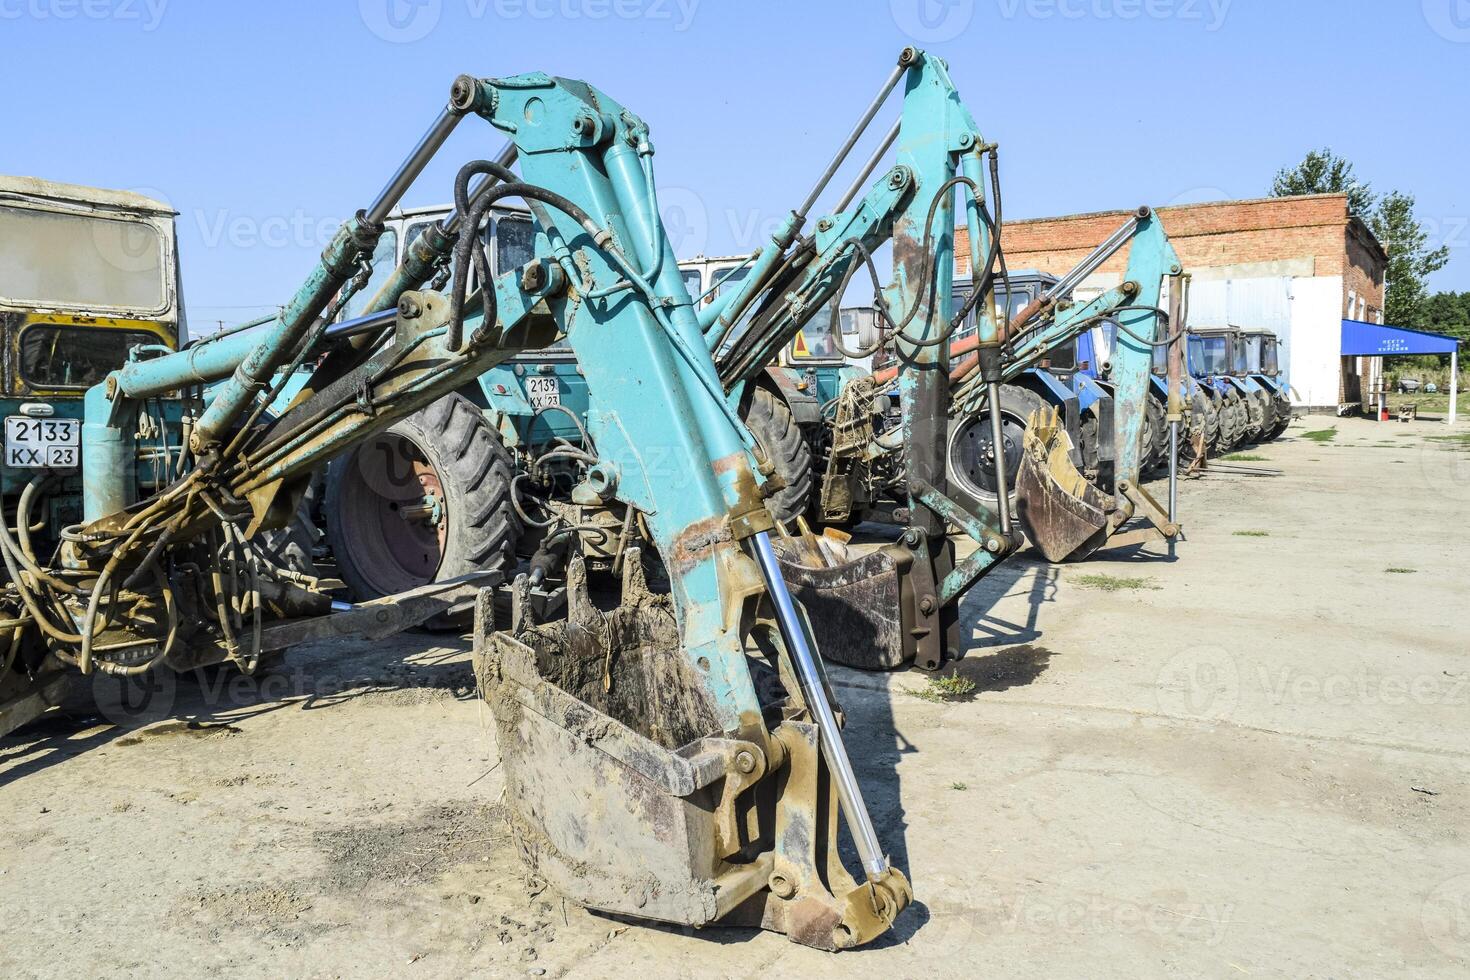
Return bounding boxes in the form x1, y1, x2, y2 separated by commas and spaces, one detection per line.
956, 194, 1377, 284
1344, 220, 1387, 319
956, 194, 1390, 412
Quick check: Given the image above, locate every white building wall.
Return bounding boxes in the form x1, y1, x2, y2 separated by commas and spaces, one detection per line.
1289, 276, 1345, 409
1075, 269, 1345, 409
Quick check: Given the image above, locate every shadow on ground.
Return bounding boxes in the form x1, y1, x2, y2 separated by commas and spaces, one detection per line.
0, 630, 468, 787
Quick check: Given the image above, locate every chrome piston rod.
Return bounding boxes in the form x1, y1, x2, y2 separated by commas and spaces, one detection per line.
750, 530, 888, 880
1168, 420, 1180, 521
793, 58, 909, 222
1043, 210, 1146, 303
987, 380, 1013, 534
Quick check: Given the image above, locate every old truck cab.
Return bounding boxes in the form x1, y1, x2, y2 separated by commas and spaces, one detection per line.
0, 176, 181, 541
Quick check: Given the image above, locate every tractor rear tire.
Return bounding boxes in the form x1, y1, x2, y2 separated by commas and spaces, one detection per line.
1077, 410, 1101, 482
947, 383, 1047, 516
1142, 394, 1168, 472
742, 386, 814, 526
325, 392, 518, 620
1220, 388, 1246, 452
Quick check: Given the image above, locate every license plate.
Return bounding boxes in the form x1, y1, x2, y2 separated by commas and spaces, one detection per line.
525, 376, 561, 410
5, 416, 81, 469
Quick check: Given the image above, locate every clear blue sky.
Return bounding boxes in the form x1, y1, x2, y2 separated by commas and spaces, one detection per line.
4, 0, 1466, 334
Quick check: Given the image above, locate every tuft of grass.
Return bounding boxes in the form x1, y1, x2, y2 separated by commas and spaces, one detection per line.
907, 674, 978, 704
1385, 567, 1418, 574
1221, 452, 1268, 462
1426, 433, 1470, 445
951, 782, 968, 791
1072, 573, 1158, 593
1233, 530, 1270, 537
1300, 428, 1338, 443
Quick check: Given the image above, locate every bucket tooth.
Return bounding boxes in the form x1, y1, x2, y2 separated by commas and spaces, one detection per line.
1014, 406, 1112, 562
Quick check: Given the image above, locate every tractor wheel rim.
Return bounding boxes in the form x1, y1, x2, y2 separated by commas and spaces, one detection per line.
339, 432, 448, 596
951, 410, 1028, 498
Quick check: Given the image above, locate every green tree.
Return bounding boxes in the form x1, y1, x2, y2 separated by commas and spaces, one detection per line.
1419, 290, 1470, 365
1371, 191, 1451, 327
1271, 148, 1376, 217
1273, 151, 1451, 328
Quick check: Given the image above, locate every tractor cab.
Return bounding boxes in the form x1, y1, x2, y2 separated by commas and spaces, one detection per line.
1239, 326, 1284, 381
1189, 325, 1272, 446
1189, 326, 1236, 385
343, 200, 589, 453
0, 176, 181, 544
1238, 326, 1292, 437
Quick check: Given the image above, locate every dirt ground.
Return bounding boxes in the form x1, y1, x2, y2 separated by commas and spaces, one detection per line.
3, 415, 1468, 978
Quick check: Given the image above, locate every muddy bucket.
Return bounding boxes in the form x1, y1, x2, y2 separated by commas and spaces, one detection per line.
1014, 407, 1112, 562
471, 558, 910, 950
769, 534, 920, 671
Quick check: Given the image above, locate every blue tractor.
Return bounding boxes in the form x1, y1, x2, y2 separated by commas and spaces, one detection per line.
945, 271, 1195, 515
1187, 325, 1272, 452
1240, 326, 1293, 438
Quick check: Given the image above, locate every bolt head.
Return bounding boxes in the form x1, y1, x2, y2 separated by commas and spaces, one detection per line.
734, 750, 757, 774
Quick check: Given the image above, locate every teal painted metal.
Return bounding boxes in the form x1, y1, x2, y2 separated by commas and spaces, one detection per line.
475, 358, 590, 447
114, 324, 267, 399
1101, 212, 1180, 498
449, 71, 769, 724
192, 214, 385, 450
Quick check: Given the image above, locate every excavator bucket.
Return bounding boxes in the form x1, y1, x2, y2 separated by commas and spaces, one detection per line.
769, 533, 919, 671
474, 552, 912, 951
1014, 406, 1112, 562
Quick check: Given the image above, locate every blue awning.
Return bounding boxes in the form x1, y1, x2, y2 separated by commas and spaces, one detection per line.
1341, 319, 1461, 356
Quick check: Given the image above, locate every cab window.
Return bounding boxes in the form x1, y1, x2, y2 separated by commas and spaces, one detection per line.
19, 324, 160, 389
680, 267, 703, 299
337, 229, 398, 321
1242, 335, 1263, 373
492, 215, 536, 274
1199, 335, 1230, 375
0, 205, 167, 313
711, 265, 749, 299
793, 301, 839, 360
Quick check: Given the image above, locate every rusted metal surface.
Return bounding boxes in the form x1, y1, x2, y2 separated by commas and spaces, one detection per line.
770, 535, 915, 670
474, 565, 911, 950
1014, 406, 1111, 562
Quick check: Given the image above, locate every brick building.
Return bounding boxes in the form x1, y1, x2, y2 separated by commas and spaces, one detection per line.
956, 194, 1389, 410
